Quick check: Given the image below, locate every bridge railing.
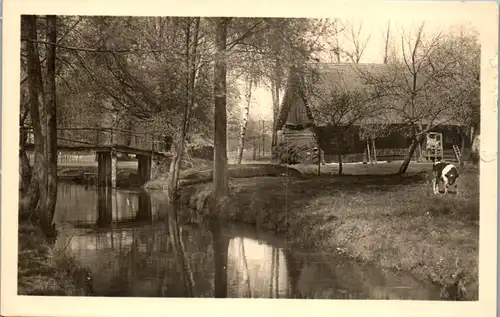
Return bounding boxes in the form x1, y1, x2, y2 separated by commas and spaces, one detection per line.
21, 126, 172, 153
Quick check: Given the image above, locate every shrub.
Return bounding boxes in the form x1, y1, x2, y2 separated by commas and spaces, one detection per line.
469, 151, 479, 165
272, 143, 319, 165
187, 145, 214, 161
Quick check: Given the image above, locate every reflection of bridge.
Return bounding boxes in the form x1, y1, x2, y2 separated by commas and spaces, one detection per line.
21, 126, 172, 187
54, 184, 156, 228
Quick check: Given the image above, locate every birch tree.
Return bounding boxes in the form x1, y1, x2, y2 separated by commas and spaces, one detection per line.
236, 77, 254, 164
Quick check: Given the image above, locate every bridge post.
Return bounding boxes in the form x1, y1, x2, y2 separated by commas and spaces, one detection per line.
97, 149, 117, 188
137, 154, 155, 185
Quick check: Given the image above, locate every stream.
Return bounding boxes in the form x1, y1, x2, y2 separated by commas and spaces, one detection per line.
53, 182, 441, 299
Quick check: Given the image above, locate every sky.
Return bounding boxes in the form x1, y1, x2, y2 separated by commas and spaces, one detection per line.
242, 14, 482, 121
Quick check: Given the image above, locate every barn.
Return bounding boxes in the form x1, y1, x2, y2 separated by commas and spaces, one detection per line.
275, 63, 477, 163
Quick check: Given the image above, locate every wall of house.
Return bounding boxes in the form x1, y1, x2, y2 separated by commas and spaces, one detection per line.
283, 124, 472, 163
282, 126, 318, 149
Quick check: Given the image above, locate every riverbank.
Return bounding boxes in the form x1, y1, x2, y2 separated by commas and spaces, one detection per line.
18, 220, 92, 296
57, 157, 214, 188
180, 163, 479, 300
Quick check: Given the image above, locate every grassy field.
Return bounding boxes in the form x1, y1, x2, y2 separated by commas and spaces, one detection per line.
182, 161, 479, 300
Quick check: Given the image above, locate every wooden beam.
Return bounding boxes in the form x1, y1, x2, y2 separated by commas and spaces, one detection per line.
23, 143, 169, 157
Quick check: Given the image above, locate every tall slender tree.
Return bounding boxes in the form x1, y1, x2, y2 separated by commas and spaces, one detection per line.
213, 17, 230, 201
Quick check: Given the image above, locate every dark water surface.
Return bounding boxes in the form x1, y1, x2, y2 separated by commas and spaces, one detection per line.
54, 183, 441, 299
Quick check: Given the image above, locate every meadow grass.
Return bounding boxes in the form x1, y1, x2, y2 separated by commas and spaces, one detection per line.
182, 162, 479, 300
17, 221, 92, 296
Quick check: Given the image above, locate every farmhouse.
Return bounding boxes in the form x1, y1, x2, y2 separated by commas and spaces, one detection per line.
275, 63, 478, 163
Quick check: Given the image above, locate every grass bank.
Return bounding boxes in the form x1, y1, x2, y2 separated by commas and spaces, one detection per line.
58, 162, 141, 188
180, 163, 479, 300
18, 221, 93, 296
58, 157, 214, 188
145, 163, 302, 190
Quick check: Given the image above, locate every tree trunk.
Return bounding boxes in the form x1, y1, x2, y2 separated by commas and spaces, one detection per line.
236, 80, 253, 164
383, 22, 391, 64
470, 126, 480, 165
213, 18, 229, 201
162, 19, 201, 297
19, 126, 32, 195
19, 103, 32, 194
371, 137, 377, 164
19, 126, 38, 218
460, 132, 466, 167
337, 140, 343, 175
41, 15, 59, 234
317, 147, 321, 176
165, 17, 200, 201
19, 149, 32, 194
252, 140, 257, 161
125, 117, 134, 147
270, 60, 281, 157
398, 134, 424, 174
23, 15, 53, 235
366, 139, 371, 164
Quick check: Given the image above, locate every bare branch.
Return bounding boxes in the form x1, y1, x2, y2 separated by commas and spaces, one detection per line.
226, 19, 267, 51
21, 37, 178, 55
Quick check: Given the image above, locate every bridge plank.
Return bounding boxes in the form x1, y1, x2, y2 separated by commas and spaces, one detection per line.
23, 143, 169, 157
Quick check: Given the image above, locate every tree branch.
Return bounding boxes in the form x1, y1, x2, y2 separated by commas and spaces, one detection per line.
226, 19, 267, 51
21, 37, 177, 54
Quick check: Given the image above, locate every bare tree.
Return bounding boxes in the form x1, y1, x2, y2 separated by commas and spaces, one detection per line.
306, 69, 379, 175
359, 23, 478, 173
433, 24, 480, 165
342, 19, 372, 64
382, 21, 391, 64
165, 17, 202, 201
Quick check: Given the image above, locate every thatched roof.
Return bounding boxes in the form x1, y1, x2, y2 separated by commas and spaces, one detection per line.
276, 62, 468, 130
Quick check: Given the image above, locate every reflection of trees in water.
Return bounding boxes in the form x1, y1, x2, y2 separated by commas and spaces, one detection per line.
226, 236, 288, 298
56, 184, 440, 300
284, 249, 303, 298
239, 237, 252, 297
136, 192, 152, 223
270, 247, 280, 297
166, 201, 195, 296
209, 219, 229, 298
55, 184, 99, 223
281, 251, 439, 300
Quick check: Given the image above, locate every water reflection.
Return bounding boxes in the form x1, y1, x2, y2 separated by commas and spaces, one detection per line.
53, 183, 441, 299
54, 184, 154, 228
227, 237, 288, 298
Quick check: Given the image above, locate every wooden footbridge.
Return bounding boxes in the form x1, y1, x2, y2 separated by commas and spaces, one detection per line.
21, 125, 172, 188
